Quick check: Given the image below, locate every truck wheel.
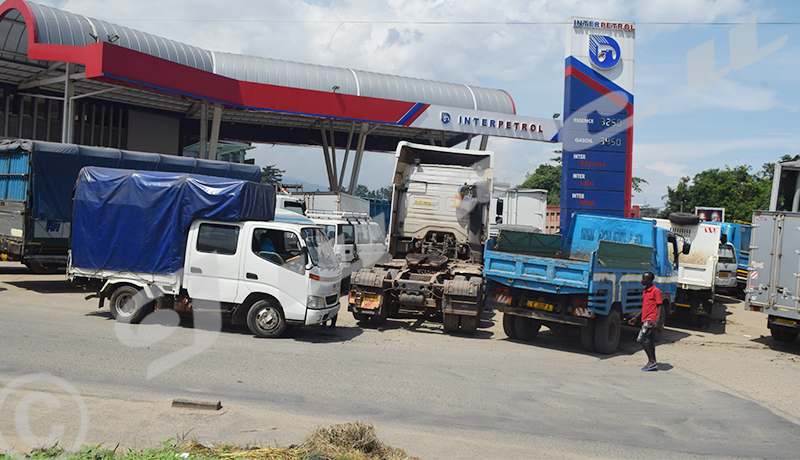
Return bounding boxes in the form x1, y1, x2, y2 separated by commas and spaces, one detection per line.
370, 306, 387, 325
246, 299, 286, 338
688, 312, 700, 327
771, 327, 799, 343
460, 314, 479, 334
580, 318, 596, 352
27, 262, 61, 274
502, 313, 517, 339
353, 312, 369, 323
514, 316, 540, 342
594, 310, 620, 354
443, 312, 460, 332
109, 285, 152, 324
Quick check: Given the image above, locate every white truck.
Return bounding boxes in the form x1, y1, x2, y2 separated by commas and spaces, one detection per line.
302, 191, 370, 214
655, 213, 722, 328
745, 156, 800, 342
348, 142, 492, 333
490, 188, 547, 236
68, 167, 341, 338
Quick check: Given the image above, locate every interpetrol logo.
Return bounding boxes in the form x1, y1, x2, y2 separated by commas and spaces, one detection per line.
441, 112, 451, 124
589, 35, 620, 70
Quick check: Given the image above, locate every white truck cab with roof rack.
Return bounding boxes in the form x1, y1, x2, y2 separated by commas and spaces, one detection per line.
306, 210, 391, 281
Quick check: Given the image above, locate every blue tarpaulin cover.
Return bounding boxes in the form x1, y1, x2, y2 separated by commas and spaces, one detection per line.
72, 167, 275, 274
0, 139, 262, 222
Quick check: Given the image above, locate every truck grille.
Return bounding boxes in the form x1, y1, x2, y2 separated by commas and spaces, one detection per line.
326, 294, 339, 305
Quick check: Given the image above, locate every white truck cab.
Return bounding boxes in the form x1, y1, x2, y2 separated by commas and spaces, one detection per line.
72, 217, 341, 338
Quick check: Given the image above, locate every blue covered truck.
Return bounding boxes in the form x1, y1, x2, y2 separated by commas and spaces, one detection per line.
68, 167, 342, 337
0, 139, 260, 273
484, 213, 682, 353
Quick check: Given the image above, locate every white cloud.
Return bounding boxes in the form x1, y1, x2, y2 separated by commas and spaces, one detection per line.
644, 161, 687, 178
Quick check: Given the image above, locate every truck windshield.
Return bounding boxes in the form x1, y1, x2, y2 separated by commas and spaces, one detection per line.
719, 245, 736, 263
302, 227, 339, 270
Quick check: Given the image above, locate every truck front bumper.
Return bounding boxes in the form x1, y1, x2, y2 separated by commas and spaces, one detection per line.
305, 304, 340, 325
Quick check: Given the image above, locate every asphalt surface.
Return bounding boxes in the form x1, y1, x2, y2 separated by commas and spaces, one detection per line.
1, 261, 799, 459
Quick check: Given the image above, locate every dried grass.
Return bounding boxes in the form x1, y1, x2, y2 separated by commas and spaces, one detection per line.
177, 422, 417, 460
303, 421, 418, 460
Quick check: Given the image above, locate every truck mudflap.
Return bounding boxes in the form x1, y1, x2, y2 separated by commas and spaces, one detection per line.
496, 305, 590, 327
442, 276, 482, 316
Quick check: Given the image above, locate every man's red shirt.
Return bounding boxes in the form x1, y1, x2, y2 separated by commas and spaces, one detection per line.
642, 284, 661, 324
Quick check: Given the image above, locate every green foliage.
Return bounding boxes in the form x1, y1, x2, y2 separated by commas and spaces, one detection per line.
518, 157, 562, 206
659, 164, 776, 222
355, 184, 392, 200
260, 164, 285, 184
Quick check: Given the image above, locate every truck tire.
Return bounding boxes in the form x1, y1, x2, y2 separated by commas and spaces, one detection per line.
580, 318, 596, 352
594, 310, 620, 354
443, 312, 459, 332
668, 212, 700, 225
246, 299, 287, 338
502, 313, 517, 339
27, 262, 61, 274
514, 316, 540, 342
770, 327, 799, 343
352, 312, 369, 323
370, 305, 388, 325
109, 285, 152, 324
460, 314, 479, 334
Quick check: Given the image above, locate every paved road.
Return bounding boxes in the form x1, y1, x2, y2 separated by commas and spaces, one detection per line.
1, 261, 799, 459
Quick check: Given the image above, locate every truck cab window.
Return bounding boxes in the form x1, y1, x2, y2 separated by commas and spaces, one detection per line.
197, 223, 239, 255
253, 228, 304, 274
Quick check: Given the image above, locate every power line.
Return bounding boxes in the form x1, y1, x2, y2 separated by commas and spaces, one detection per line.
101, 19, 800, 25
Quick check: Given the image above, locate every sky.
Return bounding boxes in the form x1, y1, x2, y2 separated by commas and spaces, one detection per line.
39, 0, 800, 207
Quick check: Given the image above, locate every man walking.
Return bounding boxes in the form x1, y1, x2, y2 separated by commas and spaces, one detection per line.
629, 271, 661, 371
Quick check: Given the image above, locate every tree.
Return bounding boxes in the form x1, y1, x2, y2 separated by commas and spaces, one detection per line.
354, 184, 392, 200
352, 184, 370, 197
659, 163, 778, 222
261, 164, 284, 184
518, 157, 562, 205
518, 154, 647, 206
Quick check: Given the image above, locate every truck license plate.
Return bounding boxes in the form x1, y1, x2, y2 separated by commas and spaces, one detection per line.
774, 318, 798, 326
527, 300, 553, 312
359, 293, 381, 310
719, 273, 729, 278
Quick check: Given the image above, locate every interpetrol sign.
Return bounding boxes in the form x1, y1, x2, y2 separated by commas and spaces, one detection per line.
561, 16, 635, 233
407, 104, 561, 142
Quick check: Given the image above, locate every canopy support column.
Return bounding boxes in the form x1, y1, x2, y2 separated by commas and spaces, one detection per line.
319, 119, 337, 191
209, 106, 222, 161
479, 134, 489, 151
338, 121, 356, 191
61, 63, 74, 143
199, 104, 208, 159
348, 122, 377, 194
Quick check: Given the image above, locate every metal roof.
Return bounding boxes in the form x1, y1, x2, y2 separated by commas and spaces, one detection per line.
13, 1, 514, 113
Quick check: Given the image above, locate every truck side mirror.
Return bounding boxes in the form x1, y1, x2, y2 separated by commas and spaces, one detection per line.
496, 198, 504, 217
302, 246, 313, 271
720, 234, 727, 244
682, 240, 692, 255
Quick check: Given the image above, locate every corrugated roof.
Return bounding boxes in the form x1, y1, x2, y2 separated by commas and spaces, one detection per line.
17, 1, 514, 113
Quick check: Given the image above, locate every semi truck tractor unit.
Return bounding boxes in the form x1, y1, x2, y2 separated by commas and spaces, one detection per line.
348, 142, 493, 333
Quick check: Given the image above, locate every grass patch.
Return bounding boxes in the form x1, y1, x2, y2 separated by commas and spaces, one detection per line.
1, 422, 418, 460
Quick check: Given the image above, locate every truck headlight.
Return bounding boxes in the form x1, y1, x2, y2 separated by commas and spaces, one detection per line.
307, 295, 326, 310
